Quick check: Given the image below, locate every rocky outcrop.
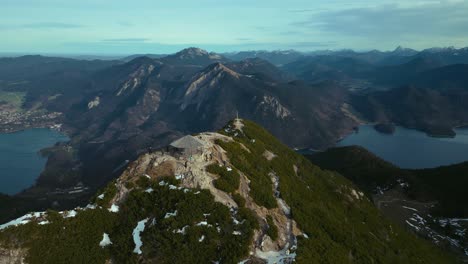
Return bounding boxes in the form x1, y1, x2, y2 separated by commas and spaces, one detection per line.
110, 122, 301, 260
0, 246, 26, 264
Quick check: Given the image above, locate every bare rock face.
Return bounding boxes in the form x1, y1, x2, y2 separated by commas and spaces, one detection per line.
257, 95, 291, 119
0, 247, 26, 264
181, 63, 239, 111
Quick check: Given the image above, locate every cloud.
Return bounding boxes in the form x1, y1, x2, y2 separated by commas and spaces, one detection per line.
278, 30, 302, 36
289, 41, 336, 49
101, 38, 151, 42
236, 38, 253, 41
294, 2, 468, 40
289, 9, 316, 13
117, 21, 134, 27
21, 22, 83, 29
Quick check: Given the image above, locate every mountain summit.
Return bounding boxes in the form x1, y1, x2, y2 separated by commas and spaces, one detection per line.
0, 120, 453, 263
174, 47, 211, 58
161, 47, 227, 66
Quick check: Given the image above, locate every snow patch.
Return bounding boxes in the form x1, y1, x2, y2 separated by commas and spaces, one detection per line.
133, 219, 149, 255
159, 180, 167, 186
255, 243, 297, 264
196, 221, 208, 226
109, 204, 120, 213
164, 210, 178, 219
64, 210, 77, 218
402, 206, 418, 212
87, 96, 100, 109
0, 212, 44, 230
38, 220, 50, 225
99, 233, 113, 248
174, 225, 189, 235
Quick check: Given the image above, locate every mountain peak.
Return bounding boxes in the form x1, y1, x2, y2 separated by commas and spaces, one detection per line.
175, 47, 209, 58
203, 62, 238, 76
162, 47, 227, 66
174, 47, 224, 60
126, 55, 158, 66
181, 63, 240, 110
0, 120, 454, 263
394, 45, 407, 51
392, 46, 417, 56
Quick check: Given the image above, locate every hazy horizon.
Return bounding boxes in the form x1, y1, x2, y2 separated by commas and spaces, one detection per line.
1, 45, 468, 59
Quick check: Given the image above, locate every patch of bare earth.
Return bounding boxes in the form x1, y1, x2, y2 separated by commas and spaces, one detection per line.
262, 150, 276, 161
0, 246, 26, 264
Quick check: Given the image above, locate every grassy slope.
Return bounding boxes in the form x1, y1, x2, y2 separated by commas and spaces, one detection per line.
220, 120, 454, 263
0, 90, 25, 109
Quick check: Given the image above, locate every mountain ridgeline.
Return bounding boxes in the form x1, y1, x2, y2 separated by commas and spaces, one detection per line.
63, 48, 355, 190
0, 120, 455, 263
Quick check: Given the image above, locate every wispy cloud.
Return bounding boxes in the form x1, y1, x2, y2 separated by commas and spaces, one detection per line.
236, 38, 253, 41
291, 41, 336, 48
294, 2, 468, 39
21, 22, 83, 29
278, 30, 302, 36
289, 9, 316, 13
101, 38, 151, 42
116, 21, 134, 27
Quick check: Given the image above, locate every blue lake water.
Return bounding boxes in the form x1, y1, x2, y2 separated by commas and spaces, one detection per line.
0, 128, 68, 195
336, 125, 468, 169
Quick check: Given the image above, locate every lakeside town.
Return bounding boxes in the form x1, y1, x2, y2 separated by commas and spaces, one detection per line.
0, 109, 63, 133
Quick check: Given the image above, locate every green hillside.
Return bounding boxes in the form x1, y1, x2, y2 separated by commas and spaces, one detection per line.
0, 120, 456, 263
219, 120, 455, 263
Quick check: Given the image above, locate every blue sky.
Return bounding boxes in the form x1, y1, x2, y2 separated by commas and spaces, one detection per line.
1, 0, 467, 54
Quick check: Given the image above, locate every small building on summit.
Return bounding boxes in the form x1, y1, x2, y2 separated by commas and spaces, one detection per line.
169, 135, 205, 157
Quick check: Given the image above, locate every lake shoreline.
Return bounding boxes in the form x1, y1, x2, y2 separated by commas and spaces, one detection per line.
334, 125, 468, 169
0, 128, 70, 196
